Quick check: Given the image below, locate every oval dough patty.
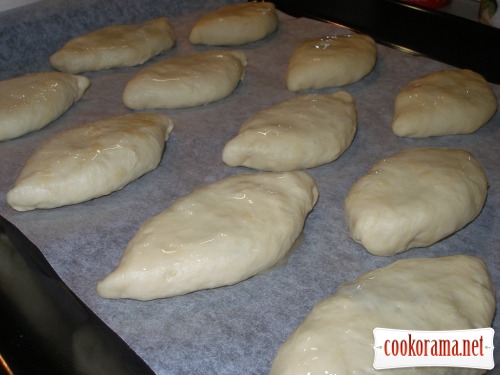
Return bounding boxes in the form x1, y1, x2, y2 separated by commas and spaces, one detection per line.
7, 113, 174, 211
286, 34, 377, 91
0, 72, 89, 141
123, 50, 247, 109
344, 148, 488, 256
222, 91, 357, 171
97, 171, 318, 300
270, 255, 495, 375
50, 18, 176, 74
189, 2, 278, 45
392, 69, 498, 138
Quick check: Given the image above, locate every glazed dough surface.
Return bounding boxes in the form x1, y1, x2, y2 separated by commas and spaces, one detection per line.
286, 34, 377, 91
270, 255, 495, 375
97, 171, 318, 300
344, 148, 488, 256
222, 91, 356, 171
123, 50, 247, 109
0, 72, 89, 141
50, 18, 176, 74
7, 113, 174, 211
392, 69, 498, 137
189, 2, 278, 45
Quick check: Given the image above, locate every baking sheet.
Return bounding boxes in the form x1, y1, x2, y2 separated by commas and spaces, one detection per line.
0, 217, 156, 375
0, 1, 499, 373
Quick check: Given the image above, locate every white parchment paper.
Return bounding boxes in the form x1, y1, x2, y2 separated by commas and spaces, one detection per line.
0, 5, 499, 374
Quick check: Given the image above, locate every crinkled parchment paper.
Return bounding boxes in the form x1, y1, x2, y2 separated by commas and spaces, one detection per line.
0, 1, 499, 373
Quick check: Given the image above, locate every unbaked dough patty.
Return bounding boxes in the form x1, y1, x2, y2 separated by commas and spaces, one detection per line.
122, 50, 247, 109
270, 255, 495, 375
222, 91, 357, 171
391, 69, 497, 137
7, 113, 174, 211
50, 18, 176, 74
0, 72, 89, 141
344, 148, 488, 256
97, 171, 318, 300
189, 2, 278, 45
286, 34, 377, 91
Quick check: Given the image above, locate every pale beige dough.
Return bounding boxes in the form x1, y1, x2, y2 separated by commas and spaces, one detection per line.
392, 69, 498, 137
270, 255, 495, 375
286, 34, 377, 91
0, 72, 89, 141
189, 2, 278, 45
222, 91, 356, 171
7, 113, 174, 211
344, 148, 488, 256
123, 50, 247, 109
50, 18, 176, 74
97, 171, 318, 300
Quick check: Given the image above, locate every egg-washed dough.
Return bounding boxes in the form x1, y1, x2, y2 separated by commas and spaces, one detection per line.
344, 148, 488, 256
189, 2, 278, 46
97, 171, 318, 300
270, 255, 495, 375
7, 113, 174, 211
222, 91, 356, 171
50, 18, 176, 74
286, 34, 377, 91
392, 69, 498, 138
123, 50, 247, 109
0, 72, 89, 141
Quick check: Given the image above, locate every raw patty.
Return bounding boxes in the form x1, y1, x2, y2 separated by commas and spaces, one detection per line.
222, 91, 356, 171
286, 34, 377, 91
97, 171, 318, 300
0, 72, 89, 141
50, 18, 176, 74
391, 69, 497, 138
7, 113, 174, 211
344, 148, 488, 256
122, 50, 247, 109
189, 2, 278, 45
270, 255, 495, 375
